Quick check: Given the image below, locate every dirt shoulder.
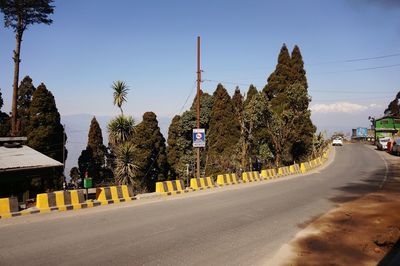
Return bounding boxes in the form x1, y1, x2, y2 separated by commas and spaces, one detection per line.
270, 144, 400, 266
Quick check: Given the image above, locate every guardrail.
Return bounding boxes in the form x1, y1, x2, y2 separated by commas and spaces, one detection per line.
1, 148, 331, 220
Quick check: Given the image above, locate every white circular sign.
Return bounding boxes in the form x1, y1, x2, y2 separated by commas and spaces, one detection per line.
196, 133, 202, 139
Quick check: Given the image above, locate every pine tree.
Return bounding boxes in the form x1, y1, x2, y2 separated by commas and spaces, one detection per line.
27, 83, 67, 163
131, 112, 168, 192
232, 86, 243, 115
263, 44, 291, 104
166, 115, 182, 179
166, 90, 214, 180
290, 45, 308, 89
264, 83, 312, 165
78, 117, 106, 185
206, 84, 241, 175
290, 45, 315, 161
27, 83, 66, 190
88, 116, 105, 164
16, 75, 35, 136
190, 90, 214, 130
0, 0, 54, 135
244, 84, 257, 107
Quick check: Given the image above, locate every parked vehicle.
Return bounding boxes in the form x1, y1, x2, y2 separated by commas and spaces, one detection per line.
392, 138, 400, 156
377, 137, 391, 151
332, 138, 343, 146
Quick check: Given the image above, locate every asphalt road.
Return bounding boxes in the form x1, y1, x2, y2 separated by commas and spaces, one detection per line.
0, 144, 388, 266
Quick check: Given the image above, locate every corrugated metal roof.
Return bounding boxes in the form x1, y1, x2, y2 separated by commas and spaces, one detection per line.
0, 145, 63, 172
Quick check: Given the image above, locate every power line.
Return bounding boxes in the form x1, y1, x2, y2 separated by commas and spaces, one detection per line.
205, 52, 400, 72
312, 53, 400, 65
177, 80, 197, 115
313, 63, 400, 74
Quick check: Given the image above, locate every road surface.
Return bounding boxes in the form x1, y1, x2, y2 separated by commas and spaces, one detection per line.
0, 144, 388, 265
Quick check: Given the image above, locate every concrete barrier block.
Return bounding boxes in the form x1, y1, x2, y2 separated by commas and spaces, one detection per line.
0, 197, 18, 218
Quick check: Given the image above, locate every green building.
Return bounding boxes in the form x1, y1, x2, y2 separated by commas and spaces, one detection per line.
375, 116, 400, 139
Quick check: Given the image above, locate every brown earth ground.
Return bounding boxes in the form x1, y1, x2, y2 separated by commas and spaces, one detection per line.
276, 144, 400, 266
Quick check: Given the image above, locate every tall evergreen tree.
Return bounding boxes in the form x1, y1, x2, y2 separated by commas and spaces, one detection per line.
0, 0, 54, 135
131, 112, 168, 192
27, 83, 67, 163
27, 83, 66, 190
78, 117, 106, 185
290, 45, 308, 89
87, 117, 105, 165
264, 83, 311, 165
232, 86, 243, 115
167, 91, 214, 180
166, 115, 182, 179
290, 45, 315, 161
263, 44, 291, 104
244, 84, 258, 107
16, 75, 35, 135
206, 84, 241, 175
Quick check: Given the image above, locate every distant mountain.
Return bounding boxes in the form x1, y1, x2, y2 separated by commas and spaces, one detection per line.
61, 113, 172, 180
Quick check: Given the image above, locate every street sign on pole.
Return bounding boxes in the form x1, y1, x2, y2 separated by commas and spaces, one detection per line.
193, 128, 205, 148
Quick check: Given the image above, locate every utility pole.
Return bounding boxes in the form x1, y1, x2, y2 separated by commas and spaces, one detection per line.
196, 36, 201, 179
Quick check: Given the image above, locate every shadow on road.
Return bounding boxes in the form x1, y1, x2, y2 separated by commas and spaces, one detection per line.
329, 168, 386, 203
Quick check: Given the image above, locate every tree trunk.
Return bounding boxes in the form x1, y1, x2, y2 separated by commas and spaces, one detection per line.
11, 19, 23, 136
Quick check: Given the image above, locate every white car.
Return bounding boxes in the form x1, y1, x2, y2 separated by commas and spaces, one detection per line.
377, 137, 391, 151
332, 138, 343, 146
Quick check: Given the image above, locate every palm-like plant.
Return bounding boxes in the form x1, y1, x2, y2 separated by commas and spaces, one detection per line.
115, 142, 138, 185
107, 115, 134, 145
112, 80, 129, 115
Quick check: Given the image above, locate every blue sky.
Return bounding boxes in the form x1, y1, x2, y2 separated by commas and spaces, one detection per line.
0, 0, 400, 130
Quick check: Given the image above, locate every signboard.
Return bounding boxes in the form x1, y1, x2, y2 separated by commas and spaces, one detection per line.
356, 127, 368, 137
193, 128, 205, 148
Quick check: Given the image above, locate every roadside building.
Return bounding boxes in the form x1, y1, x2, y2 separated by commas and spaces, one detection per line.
351, 127, 374, 142
0, 137, 63, 203
374, 115, 400, 139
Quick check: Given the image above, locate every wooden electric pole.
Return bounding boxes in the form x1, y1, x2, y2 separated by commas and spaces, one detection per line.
196, 36, 201, 179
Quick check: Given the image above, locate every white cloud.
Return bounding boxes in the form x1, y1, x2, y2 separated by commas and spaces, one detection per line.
310, 102, 370, 113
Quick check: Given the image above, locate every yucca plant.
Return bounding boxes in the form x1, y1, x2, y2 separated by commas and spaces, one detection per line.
107, 115, 134, 145
115, 142, 138, 185
111, 80, 129, 115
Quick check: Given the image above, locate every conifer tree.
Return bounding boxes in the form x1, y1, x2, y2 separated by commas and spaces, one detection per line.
16, 75, 35, 136
166, 115, 182, 179
27, 83, 66, 190
290, 45, 315, 161
78, 117, 106, 185
206, 84, 241, 175
244, 84, 258, 107
290, 45, 308, 89
167, 91, 214, 180
131, 112, 168, 192
87, 117, 106, 167
263, 44, 291, 104
0, 0, 54, 135
232, 86, 243, 115
27, 83, 66, 163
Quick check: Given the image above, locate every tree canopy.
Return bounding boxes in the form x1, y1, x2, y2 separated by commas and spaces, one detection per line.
206, 84, 241, 175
